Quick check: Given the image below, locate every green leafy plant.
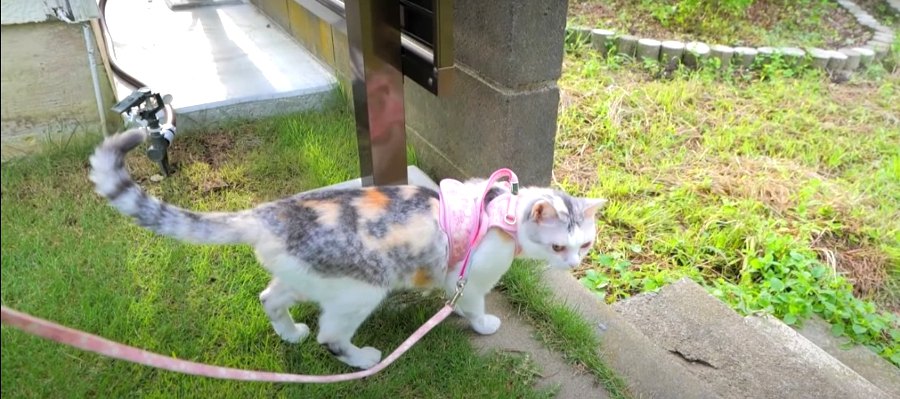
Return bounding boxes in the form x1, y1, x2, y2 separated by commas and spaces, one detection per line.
709, 232, 900, 367
581, 250, 701, 301
640, 0, 756, 36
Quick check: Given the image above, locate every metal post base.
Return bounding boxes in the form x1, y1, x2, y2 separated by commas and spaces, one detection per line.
345, 0, 408, 186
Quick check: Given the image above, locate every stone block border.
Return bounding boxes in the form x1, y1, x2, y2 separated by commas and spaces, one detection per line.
567, 0, 895, 78
888, 0, 900, 14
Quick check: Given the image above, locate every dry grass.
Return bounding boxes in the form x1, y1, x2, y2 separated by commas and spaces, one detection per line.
813, 233, 896, 313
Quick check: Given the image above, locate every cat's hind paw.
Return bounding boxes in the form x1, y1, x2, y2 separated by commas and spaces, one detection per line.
343, 346, 382, 369
277, 323, 310, 343
471, 314, 501, 335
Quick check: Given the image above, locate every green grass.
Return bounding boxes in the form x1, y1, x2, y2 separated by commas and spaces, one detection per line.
569, 0, 870, 48
0, 109, 557, 398
500, 262, 631, 399
557, 40, 900, 366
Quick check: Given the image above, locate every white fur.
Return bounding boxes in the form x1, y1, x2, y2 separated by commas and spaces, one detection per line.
444, 228, 517, 335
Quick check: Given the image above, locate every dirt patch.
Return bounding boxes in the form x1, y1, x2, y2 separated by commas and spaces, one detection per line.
650, 155, 865, 217
812, 233, 897, 313
826, 82, 900, 127
169, 131, 238, 169
569, 0, 871, 48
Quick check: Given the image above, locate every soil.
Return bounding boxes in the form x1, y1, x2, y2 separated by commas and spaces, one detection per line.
569, 0, 873, 49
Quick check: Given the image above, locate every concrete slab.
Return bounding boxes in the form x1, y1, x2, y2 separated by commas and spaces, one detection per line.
614, 278, 890, 399
796, 316, 900, 397
306, 165, 439, 192
104, 0, 336, 130
165, 0, 245, 11
465, 291, 609, 399
746, 315, 888, 396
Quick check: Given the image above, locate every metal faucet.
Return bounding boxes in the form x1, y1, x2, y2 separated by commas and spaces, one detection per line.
112, 88, 176, 176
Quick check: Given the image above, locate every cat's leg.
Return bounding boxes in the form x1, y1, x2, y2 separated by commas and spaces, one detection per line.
259, 279, 309, 343
449, 229, 516, 336
454, 286, 501, 335
316, 284, 387, 369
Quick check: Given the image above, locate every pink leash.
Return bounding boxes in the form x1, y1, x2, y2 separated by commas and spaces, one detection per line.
0, 305, 452, 383
0, 168, 520, 383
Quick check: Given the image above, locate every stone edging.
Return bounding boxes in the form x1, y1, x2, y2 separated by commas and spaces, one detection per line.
567, 0, 895, 76
888, 0, 900, 14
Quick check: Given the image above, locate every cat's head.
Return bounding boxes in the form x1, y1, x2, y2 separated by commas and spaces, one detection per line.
516, 189, 607, 269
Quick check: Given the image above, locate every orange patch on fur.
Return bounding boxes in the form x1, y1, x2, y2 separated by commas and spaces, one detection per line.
356, 188, 391, 220
359, 213, 437, 253
363, 188, 390, 208
304, 200, 341, 226
400, 186, 419, 200
412, 268, 432, 287
428, 197, 441, 219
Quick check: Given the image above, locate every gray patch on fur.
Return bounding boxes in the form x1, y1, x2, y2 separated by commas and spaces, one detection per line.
324, 342, 344, 357
556, 190, 585, 232
483, 186, 504, 209
256, 186, 447, 287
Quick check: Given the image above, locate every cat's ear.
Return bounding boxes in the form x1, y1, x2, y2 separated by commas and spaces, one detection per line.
582, 198, 608, 219
530, 200, 559, 224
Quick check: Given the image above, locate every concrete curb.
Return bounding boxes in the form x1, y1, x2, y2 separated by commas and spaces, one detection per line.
566, 0, 896, 80
538, 269, 722, 399
472, 292, 611, 399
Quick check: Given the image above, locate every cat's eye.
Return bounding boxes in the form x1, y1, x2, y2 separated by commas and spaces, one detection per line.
552, 244, 566, 253
580, 242, 592, 249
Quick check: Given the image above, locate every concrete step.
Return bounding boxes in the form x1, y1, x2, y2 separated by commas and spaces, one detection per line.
613, 278, 890, 399
104, 0, 337, 131
745, 314, 893, 397
539, 270, 722, 399
795, 316, 900, 397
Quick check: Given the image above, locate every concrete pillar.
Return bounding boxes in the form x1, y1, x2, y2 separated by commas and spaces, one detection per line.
403, 0, 568, 186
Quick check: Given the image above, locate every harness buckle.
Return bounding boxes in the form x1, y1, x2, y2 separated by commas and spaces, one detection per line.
448, 279, 467, 307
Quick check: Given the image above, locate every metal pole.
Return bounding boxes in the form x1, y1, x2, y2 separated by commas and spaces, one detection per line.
344, 0, 408, 186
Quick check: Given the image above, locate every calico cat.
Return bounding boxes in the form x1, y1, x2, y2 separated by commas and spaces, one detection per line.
89, 129, 606, 370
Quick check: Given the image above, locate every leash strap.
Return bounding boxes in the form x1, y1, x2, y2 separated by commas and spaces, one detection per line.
1, 304, 453, 383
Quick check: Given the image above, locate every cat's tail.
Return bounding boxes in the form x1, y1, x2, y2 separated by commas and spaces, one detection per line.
89, 129, 259, 245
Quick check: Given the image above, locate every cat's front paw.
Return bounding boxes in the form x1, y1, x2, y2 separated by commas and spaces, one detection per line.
277, 323, 310, 343
343, 346, 382, 369
471, 314, 501, 335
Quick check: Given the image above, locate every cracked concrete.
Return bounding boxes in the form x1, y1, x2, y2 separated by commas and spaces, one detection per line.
464, 291, 610, 399
613, 278, 890, 399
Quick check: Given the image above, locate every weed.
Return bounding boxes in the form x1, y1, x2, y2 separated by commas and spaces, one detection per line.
710, 232, 900, 366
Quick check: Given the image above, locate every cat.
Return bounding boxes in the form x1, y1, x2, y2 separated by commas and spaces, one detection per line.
89, 129, 607, 370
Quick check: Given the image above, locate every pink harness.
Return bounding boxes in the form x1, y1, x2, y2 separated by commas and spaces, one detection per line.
438, 174, 521, 269
0, 169, 521, 384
